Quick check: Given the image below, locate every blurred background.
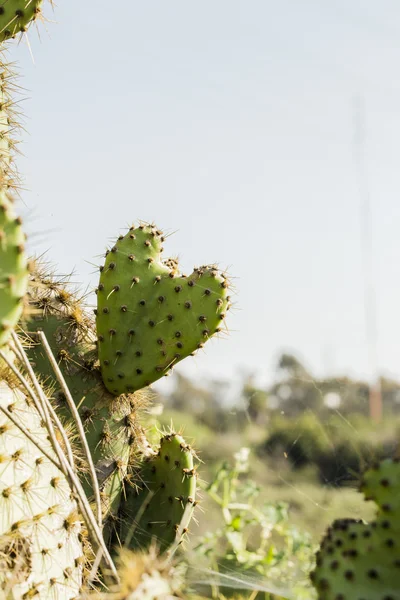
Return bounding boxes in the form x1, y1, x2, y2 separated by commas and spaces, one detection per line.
11, 2, 400, 596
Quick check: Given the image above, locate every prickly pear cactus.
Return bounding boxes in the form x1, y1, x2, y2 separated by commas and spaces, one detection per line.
0, 58, 28, 348
118, 431, 197, 553
311, 458, 400, 600
0, 193, 28, 347
0, 381, 83, 599
96, 223, 231, 395
0, 0, 43, 43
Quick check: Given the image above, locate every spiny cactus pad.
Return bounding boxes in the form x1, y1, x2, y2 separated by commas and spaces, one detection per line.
0, 192, 28, 347
0, 0, 43, 43
311, 458, 400, 599
96, 223, 231, 395
0, 382, 83, 599
119, 432, 197, 553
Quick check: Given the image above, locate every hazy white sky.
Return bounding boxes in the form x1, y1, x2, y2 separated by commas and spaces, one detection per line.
10, 0, 400, 389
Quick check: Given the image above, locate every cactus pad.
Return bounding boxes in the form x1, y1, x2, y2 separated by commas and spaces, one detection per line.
0, 192, 28, 347
119, 432, 197, 553
311, 458, 400, 599
0, 382, 83, 599
96, 223, 231, 395
0, 0, 43, 43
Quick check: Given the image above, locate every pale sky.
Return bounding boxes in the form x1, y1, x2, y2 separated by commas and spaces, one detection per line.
10, 0, 400, 389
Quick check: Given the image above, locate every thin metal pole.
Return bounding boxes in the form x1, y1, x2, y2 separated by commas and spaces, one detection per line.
353, 95, 382, 422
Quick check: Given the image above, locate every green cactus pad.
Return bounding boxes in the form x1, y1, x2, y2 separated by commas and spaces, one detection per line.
311, 458, 400, 599
0, 382, 83, 599
119, 432, 197, 553
96, 223, 231, 395
0, 0, 43, 43
0, 192, 28, 347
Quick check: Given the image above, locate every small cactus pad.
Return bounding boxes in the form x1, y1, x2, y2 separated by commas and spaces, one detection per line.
0, 382, 83, 599
0, 0, 43, 43
119, 432, 197, 552
96, 223, 231, 395
311, 458, 400, 599
0, 192, 28, 347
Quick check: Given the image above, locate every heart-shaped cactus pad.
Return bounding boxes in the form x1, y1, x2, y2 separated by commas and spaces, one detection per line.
311, 458, 400, 599
96, 223, 231, 395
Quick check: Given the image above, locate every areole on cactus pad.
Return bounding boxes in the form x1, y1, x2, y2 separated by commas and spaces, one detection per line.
96, 223, 231, 395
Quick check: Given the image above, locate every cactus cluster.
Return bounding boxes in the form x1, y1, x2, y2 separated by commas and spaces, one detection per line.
0, 8, 234, 593
2, 2, 400, 600
0, 21, 232, 588
0, 224, 225, 596
7, 230, 221, 594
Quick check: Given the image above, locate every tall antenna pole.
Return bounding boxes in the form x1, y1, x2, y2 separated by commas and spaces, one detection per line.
353, 95, 382, 422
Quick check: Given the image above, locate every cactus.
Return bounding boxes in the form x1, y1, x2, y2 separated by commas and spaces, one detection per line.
118, 431, 198, 553
0, 192, 28, 348
96, 223, 231, 395
0, 0, 44, 43
23, 266, 149, 523
0, 0, 220, 591
0, 58, 28, 348
0, 380, 83, 599
311, 458, 400, 600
